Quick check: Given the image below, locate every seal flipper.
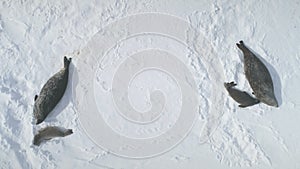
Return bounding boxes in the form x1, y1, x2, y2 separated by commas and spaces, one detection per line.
34, 95, 38, 101
238, 104, 247, 108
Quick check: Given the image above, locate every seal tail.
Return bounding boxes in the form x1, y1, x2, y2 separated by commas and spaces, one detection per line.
64, 56, 72, 68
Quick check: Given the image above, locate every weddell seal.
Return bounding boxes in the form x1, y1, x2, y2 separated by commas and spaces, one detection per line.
224, 82, 260, 108
33, 56, 72, 124
33, 126, 73, 146
236, 41, 278, 107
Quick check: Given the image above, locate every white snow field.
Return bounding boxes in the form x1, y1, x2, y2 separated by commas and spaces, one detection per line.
0, 0, 300, 168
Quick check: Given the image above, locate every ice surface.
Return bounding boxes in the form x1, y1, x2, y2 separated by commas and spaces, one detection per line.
0, 0, 300, 168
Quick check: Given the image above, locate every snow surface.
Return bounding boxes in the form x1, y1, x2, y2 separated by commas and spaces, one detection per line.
1, 0, 300, 168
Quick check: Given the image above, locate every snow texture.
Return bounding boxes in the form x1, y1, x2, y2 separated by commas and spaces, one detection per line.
0, 0, 300, 168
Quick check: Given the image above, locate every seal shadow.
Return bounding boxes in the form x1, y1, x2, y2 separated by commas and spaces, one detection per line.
70, 62, 79, 106
44, 63, 76, 122
238, 45, 282, 106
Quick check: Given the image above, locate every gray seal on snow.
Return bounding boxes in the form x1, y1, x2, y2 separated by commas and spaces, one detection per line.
33, 126, 73, 146
224, 82, 260, 108
236, 41, 278, 107
33, 56, 72, 124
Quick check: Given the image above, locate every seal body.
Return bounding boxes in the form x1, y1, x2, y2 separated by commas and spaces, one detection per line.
236, 41, 278, 107
33, 126, 73, 146
224, 82, 260, 108
33, 57, 72, 124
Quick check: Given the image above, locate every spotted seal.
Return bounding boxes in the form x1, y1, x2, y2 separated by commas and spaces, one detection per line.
33, 126, 73, 146
224, 82, 260, 108
33, 56, 72, 124
236, 41, 278, 107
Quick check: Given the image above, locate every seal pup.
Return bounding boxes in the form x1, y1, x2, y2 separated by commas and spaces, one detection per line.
34, 56, 72, 124
224, 82, 260, 108
236, 41, 278, 107
33, 126, 73, 146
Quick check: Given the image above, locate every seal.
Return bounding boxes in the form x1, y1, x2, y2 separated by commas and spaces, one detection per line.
33, 56, 72, 124
224, 82, 260, 108
236, 41, 278, 107
33, 126, 73, 146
